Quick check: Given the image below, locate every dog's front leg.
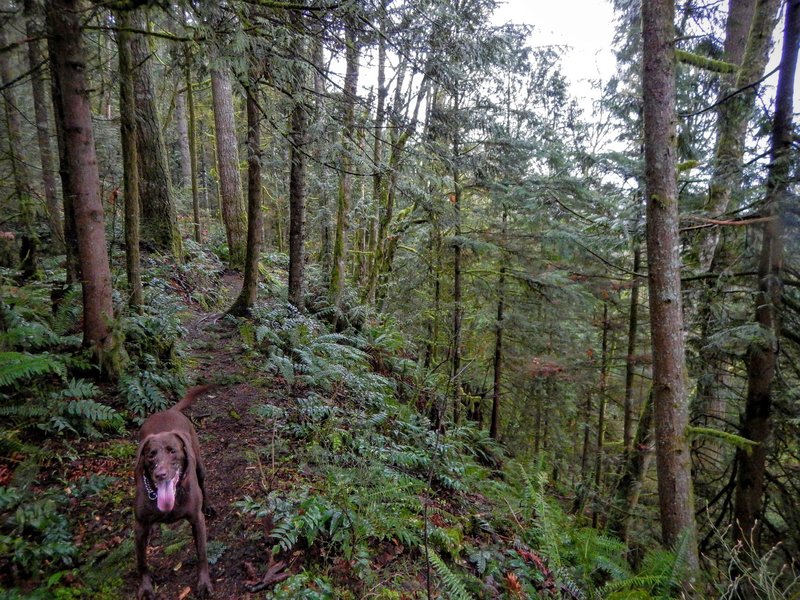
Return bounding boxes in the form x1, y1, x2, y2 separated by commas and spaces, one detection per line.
191, 513, 213, 597
135, 520, 155, 599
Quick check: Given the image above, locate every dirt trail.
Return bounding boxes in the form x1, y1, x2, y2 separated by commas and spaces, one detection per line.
125, 274, 283, 599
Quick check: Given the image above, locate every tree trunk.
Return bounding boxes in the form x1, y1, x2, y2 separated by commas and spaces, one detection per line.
185, 59, 201, 244
609, 389, 655, 543
733, 0, 798, 550
210, 66, 247, 269
592, 302, 610, 529
24, 0, 63, 251
329, 14, 359, 313
46, 0, 117, 365
229, 82, 264, 316
0, 27, 38, 280
490, 209, 506, 440
287, 10, 308, 311
451, 87, 463, 425
623, 245, 642, 453
116, 11, 142, 312
697, 0, 781, 271
365, 1, 387, 305
129, 9, 182, 258
642, 0, 699, 573
175, 88, 192, 189
310, 32, 331, 273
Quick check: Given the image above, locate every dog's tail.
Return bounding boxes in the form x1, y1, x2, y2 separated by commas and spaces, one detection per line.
173, 384, 213, 412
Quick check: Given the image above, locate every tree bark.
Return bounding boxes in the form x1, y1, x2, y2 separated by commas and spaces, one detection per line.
592, 302, 610, 529
24, 0, 63, 251
129, 9, 182, 258
46, 0, 116, 362
229, 82, 264, 316
733, 0, 798, 550
287, 9, 308, 311
451, 87, 463, 425
0, 27, 37, 279
210, 66, 247, 269
697, 0, 781, 271
609, 389, 655, 543
623, 245, 642, 453
185, 58, 201, 244
642, 0, 699, 573
490, 209, 506, 440
329, 13, 360, 314
175, 87, 192, 189
116, 10, 142, 312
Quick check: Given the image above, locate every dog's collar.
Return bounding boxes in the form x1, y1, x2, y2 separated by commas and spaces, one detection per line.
142, 469, 182, 502
142, 475, 157, 501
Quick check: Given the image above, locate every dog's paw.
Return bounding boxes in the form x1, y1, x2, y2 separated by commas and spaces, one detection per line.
137, 577, 155, 600
197, 574, 214, 597
203, 504, 217, 518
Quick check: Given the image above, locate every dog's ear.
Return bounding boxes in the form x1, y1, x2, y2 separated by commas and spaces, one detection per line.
173, 431, 196, 480
134, 436, 153, 478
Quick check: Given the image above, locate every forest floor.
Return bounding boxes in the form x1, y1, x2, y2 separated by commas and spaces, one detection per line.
58, 273, 331, 599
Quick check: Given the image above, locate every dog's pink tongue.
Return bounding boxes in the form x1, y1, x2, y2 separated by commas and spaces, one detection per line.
156, 475, 178, 512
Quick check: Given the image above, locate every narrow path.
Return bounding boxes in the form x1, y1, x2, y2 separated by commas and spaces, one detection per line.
127, 274, 283, 599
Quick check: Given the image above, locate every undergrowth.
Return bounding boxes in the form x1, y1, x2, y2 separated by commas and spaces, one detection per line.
231, 297, 694, 599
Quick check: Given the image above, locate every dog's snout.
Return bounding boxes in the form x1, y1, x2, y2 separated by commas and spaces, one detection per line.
153, 464, 169, 481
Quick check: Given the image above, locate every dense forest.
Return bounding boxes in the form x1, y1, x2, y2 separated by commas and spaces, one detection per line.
0, 0, 798, 598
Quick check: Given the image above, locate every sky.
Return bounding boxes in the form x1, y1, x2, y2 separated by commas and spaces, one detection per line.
492, 0, 618, 108
491, 0, 795, 112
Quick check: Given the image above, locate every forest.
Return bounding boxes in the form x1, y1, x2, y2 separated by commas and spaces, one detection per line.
0, 0, 798, 598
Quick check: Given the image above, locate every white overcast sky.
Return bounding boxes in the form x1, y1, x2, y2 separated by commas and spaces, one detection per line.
492, 0, 618, 106
491, 0, 794, 111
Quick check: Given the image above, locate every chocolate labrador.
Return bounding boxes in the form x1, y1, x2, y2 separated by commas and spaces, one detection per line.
134, 385, 215, 599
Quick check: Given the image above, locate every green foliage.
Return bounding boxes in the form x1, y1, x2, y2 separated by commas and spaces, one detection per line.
428, 549, 475, 600
0, 485, 75, 577
0, 351, 66, 387
116, 309, 185, 419
265, 572, 338, 600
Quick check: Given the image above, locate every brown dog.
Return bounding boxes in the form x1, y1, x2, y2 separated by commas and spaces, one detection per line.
134, 385, 215, 599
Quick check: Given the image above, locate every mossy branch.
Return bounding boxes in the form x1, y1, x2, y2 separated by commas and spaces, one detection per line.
687, 426, 757, 453
676, 49, 737, 74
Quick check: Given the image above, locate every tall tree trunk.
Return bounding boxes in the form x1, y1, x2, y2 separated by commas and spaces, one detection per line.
210, 66, 247, 269
623, 245, 642, 452
697, 0, 781, 270
592, 302, 611, 529
310, 32, 331, 273
287, 11, 308, 312
0, 28, 37, 279
116, 11, 142, 312
642, 0, 699, 574
490, 209, 506, 440
185, 58, 201, 244
692, 0, 782, 470
609, 389, 655, 543
46, 0, 117, 366
229, 82, 264, 316
24, 0, 63, 251
175, 87, 192, 189
733, 0, 798, 550
329, 14, 359, 314
129, 9, 182, 258
451, 88, 463, 425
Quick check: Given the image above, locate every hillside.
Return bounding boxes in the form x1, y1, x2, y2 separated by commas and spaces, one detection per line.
0, 252, 697, 600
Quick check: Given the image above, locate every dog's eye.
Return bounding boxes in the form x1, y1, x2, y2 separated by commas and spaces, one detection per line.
168, 447, 176, 454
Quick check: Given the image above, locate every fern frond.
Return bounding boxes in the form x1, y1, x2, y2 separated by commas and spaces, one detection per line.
63, 400, 121, 425
428, 549, 475, 600
0, 352, 65, 387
